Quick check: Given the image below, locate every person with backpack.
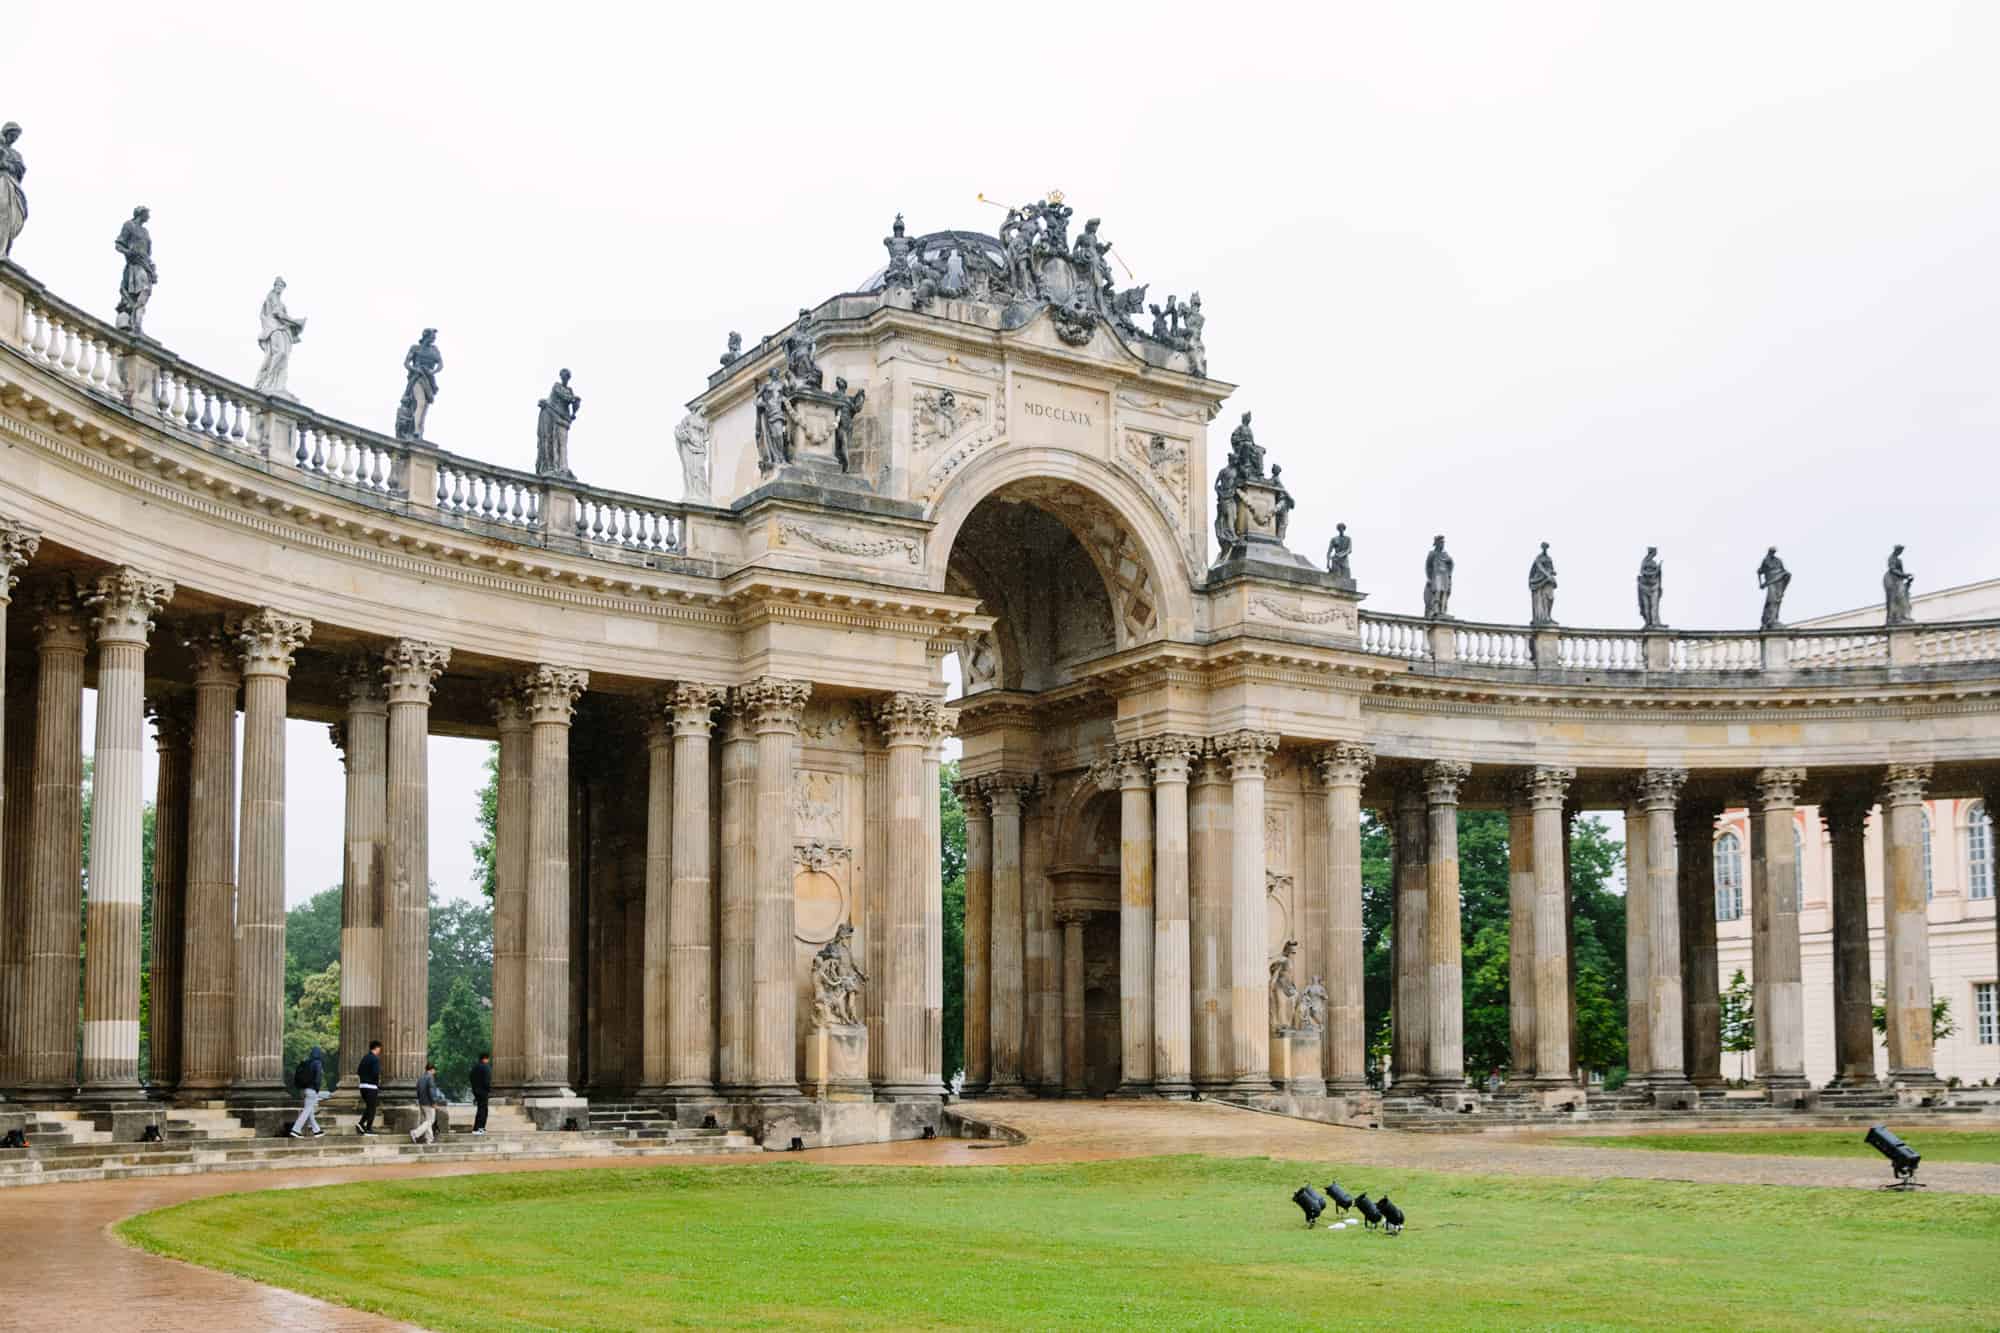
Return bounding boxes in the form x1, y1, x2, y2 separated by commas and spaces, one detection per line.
411, 1061, 442, 1144
470, 1052, 493, 1135
355, 1040, 383, 1135
286, 1046, 330, 1139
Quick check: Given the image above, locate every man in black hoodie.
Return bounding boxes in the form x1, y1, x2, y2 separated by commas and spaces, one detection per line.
355, 1040, 383, 1135
470, 1052, 493, 1135
286, 1045, 329, 1139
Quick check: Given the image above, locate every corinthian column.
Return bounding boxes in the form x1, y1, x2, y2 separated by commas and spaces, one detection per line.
489, 685, 531, 1090
1879, 764, 1937, 1085
1058, 906, 1088, 1095
716, 700, 755, 1092
1113, 747, 1155, 1094
0, 519, 40, 1086
1315, 743, 1372, 1090
1524, 766, 1575, 1086
21, 588, 88, 1096
1216, 730, 1277, 1091
1821, 795, 1876, 1086
339, 658, 389, 1085
523, 664, 587, 1097
741, 676, 809, 1098
178, 626, 238, 1099
924, 709, 954, 1089
1188, 749, 1231, 1091
232, 608, 311, 1097
637, 705, 676, 1098
987, 774, 1032, 1094
876, 693, 940, 1097
960, 776, 991, 1095
145, 697, 193, 1094
1391, 777, 1429, 1092
1750, 766, 1808, 1091
1623, 787, 1652, 1081
1506, 780, 1537, 1079
1424, 760, 1470, 1088
79, 568, 174, 1098
1677, 797, 1723, 1087
1148, 737, 1199, 1098
381, 639, 447, 1095
1637, 767, 1691, 1096
667, 682, 725, 1096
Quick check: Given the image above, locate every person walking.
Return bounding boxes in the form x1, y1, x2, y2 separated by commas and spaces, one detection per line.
286, 1045, 330, 1139
355, 1040, 383, 1135
470, 1052, 493, 1135
411, 1061, 442, 1144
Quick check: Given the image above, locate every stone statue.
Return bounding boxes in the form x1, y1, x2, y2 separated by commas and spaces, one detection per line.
674, 408, 711, 504
753, 368, 787, 474
1183, 291, 1207, 377
1038, 196, 1073, 253
1529, 542, 1558, 626
113, 206, 156, 334
882, 212, 918, 286
720, 331, 742, 366
964, 630, 998, 687
1327, 523, 1352, 580
938, 247, 967, 299
810, 922, 867, 1028
1071, 218, 1113, 309
1294, 975, 1328, 1033
1423, 535, 1454, 619
1149, 295, 1176, 341
783, 307, 823, 391
395, 328, 442, 442
1228, 411, 1265, 479
535, 369, 581, 479
1884, 545, 1914, 625
1271, 464, 1294, 541
1637, 546, 1665, 629
0, 122, 27, 261
1213, 459, 1240, 552
1268, 939, 1299, 1033
832, 376, 865, 472
1000, 208, 1038, 298
252, 278, 306, 399
1758, 546, 1790, 630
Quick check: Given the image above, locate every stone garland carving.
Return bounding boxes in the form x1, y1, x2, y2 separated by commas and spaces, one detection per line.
917, 390, 1008, 503
1250, 595, 1356, 630
794, 840, 852, 875
775, 519, 920, 565
914, 386, 988, 450
798, 698, 859, 743
1115, 391, 1216, 424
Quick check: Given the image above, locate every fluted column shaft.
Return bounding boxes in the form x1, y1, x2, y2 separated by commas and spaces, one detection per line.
0, 522, 39, 1090
1506, 790, 1536, 1077
1623, 794, 1652, 1078
22, 593, 87, 1094
339, 662, 390, 1085
1879, 764, 1936, 1083
923, 716, 952, 1090
382, 640, 446, 1094
490, 689, 531, 1090
1391, 779, 1430, 1090
744, 678, 809, 1098
146, 700, 192, 1091
1188, 753, 1231, 1090
1024, 788, 1055, 1091
1424, 761, 1470, 1087
178, 630, 238, 1097
1149, 738, 1198, 1097
667, 683, 724, 1094
639, 709, 675, 1095
1639, 768, 1690, 1090
1750, 767, 1807, 1088
80, 569, 173, 1095
716, 705, 755, 1091
987, 779, 1028, 1091
1115, 750, 1155, 1094
1527, 768, 1575, 1084
1059, 908, 1087, 1095
877, 694, 940, 1096
1317, 744, 1373, 1090
1219, 731, 1277, 1091
523, 665, 586, 1096
960, 780, 991, 1094
1822, 797, 1876, 1085
1677, 800, 1723, 1086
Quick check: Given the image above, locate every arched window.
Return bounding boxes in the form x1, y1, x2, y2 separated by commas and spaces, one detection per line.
1714, 831, 1743, 921
1922, 809, 1934, 900
1792, 824, 1805, 900
1968, 802, 1992, 902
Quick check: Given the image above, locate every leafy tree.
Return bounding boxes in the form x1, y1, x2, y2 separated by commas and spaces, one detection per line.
470, 743, 499, 900
426, 974, 493, 1101
1461, 921, 1512, 1077
1720, 968, 1756, 1081
940, 761, 966, 1086
284, 886, 343, 1007
283, 960, 341, 1079
1366, 1006, 1393, 1088
1871, 986, 1957, 1044
430, 893, 494, 1021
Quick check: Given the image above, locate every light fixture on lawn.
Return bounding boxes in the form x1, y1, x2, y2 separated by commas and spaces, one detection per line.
1292, 1184, 1328, 1228
1376, 1194, 1406, 1235
1865, 1125, 1924, 1190
1323, 1180, 1356, 1217
1354, 1193, 1383, 1230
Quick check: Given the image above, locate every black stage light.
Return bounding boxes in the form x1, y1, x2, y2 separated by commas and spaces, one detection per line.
1354, 1192, 1383, 1230
1292, 1184, 1327, 1228
1866, 1124, 1924, 1190
1376, 1194, 1406, 1235
701, 1114, 719, 1129
139, 1123, 163, 1143
1323, 1180, 1355, 1215
921, 1125, 937, 1140
788, 1135, 806, 1152
562, 1117, 580, 1132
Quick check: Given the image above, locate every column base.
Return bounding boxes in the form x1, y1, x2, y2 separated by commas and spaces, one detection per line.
1887, 1068, 1943, 1087
1824, 1074, 1882, 1090
1326, 1077, 1372, 1095
979, 1080, 1036, 1100
729, 1085, 805, 1103
75, 1082, 148, 1107
1636, 1075, 1699, 1110
1689, 1073, 1730, 1090
871, 1082, 946, 1102
171, 1087, 232, 1108
1152, 1075, 1195, 1100
958, 1080, 990, 1099
4, 1085, 79, 1104
1225, 1075, 1276, 1095
225, 1081, 290, 1107
1107, 1081, 1158, 1098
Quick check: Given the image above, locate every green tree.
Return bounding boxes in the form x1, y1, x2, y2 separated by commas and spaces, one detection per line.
1720, 968, 1756, 1081
470, 743, 500, 900
284, 885, 343, 1007
940, 761, 966, 1085
283, 960, 342, 1079
1871, 986, 1958, 1044
426, 974, 493, 1100
1461, 921, 1512, 1077
430, 893, 494, 1021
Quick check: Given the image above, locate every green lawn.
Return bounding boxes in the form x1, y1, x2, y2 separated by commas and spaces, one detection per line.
118, 1156, 2000, 1331
1553, 1127, 2000, 1164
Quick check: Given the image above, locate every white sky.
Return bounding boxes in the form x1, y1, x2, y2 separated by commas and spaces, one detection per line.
22, 3, 1999, 901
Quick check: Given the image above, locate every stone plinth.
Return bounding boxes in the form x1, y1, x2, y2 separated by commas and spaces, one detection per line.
1284, 1028, 1326, 1096
783, 390, 845, 469
1268, 1028, 1293, 1087
804, 1023, 871, 1101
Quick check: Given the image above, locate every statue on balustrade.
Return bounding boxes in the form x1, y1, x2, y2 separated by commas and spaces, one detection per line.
1294, 975, 1328, 1034
1071, 218, 1114, 312
1271, 464, 1294, 541
832, 376, 865, 472
1884, 545, 1915, 625
783, 307, 823, 391
810, 922, 867, 1028
1228, 411, 1265, 479
1528, 542, 1558, 626
1213, 457, 1241, 552
720, 330, 742, 366
395, 328, 442, 442
1268, 939, 1299, 1033
113, 206, 156, 335
1326, 523, 1352, 581
1000, 207, 1039, 299
1423, 535, 1454, 619
0, 122, 27, 261
1183, 291, 1207, 377
1637, 547, 1665, 629
535, 369, 581, 479
674, 408, 711, 504
253, 277, 306, 399
1757, 546, 1790, 630
882, 212, 918, 288
753, 367, 788, 474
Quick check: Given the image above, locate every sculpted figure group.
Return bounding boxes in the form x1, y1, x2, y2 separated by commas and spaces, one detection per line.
810, 923, 867, 1029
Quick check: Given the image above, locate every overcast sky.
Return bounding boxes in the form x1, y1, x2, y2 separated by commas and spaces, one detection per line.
20, 3, 1998, 902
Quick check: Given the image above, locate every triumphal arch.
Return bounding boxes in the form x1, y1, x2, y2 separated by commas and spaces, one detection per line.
2, 171, 1997, 1146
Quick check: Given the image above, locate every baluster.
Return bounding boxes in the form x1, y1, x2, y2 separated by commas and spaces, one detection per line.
96, 338, 114, 389
230, 399, 247, 443
43, 316, 64, 365
503, 483, 520, 522
215, 398, 233, 440
447, 469, 464, 511
24, 307, 45, 356
434, 466, 448, 506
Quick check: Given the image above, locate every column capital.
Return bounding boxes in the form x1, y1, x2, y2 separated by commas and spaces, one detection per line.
1088, 756, 1123, 793
1635, 767, 1688, 812
490, 683, 531, 731
875, 691, 942, 745
147, 695, 196, 752
184, 622, 241, 685
1879, 762, 1931, 807
327, 721, 347, 760
32, 582, 90, 651
1214, 729, 1279, 780
1516, 764, 1574, 811
521, 664, 589, 724
0, 515, 42, 597
1422, 759, 1471, 805
984, 773, 1035, 814
232, 607, 312, 678
736, 676, 810, 733
1143, 735, 1203, 784
383, 639, 451, 703
85, 566, 174, 645
1312, 741, 1374, 789
953, 776, 986, 811
1055, 906, 1093, 928
1818, 792, 1872, 836
1753, 766, 1807, 808
342, 654, 388, 712
669, 681, 727, 736
932, 706, 959, 748
1114, 742, 1152, 790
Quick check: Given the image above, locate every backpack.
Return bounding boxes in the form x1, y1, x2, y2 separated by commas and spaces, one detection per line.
293, 1058, 315, 1092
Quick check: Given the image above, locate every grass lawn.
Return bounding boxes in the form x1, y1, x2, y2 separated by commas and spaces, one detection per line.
118, 1156, 2000, 1331
1552, 1127, 2000, 1164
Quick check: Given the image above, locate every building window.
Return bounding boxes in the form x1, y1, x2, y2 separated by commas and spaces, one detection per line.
1923, 809, 1934, 901
1970, 802, 1993, 902
1978, 982, 1997, 1046
1715, 831, 1743, 921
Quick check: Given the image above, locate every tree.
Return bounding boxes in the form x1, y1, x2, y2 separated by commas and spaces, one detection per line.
430, 893, 494, 1021
284, 886, 343, 1007
1720, 968, 1756, 1081
940, 761, 966, 1085
283, 960, 341, 1078
1461, 921, 1512, 1077
470, 743, 499, 900
426, 974, 492, 1101
1871, 986, 1958, 1044
1366, 1007, 1393, 1088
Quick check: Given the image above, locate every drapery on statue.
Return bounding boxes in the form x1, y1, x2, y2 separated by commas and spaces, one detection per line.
113, 206, 156, 334
1884, 545, 1915, 625
1758, 546, 1790, 630
810, 922, 867, 1028
1268, 939, 1299, 1033
1071, 217, 1113, 311
1423, 536, 1454, 619
1294, 975, 1328, 1033
783, 307, 823, 391
753, 367, 787, 474
674, 408, 711, 504
1182, 291, 1206, 376
1528, 542, 1558, 626
1212, 458, 1240, 552
1637, 546, 1665, 628
0, 122, 27, 261
535, 369, 581, 479
1327, 523, 1352, 580
253, 277, 305, 398
395, 328, 442, 442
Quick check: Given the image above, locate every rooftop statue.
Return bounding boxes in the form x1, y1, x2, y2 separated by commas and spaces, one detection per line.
1884, 545, 1915, 625
253, 277, 305, 399
1228, 411, 1265, 480
1271, 464, 1294, 541
1637, 546, 1665, 629
674, 408, 712, 504
720, 330, 742, 366
1529, 542, 1558, 626
753, 367, 787, 474
938, 246, 967, 299
0, 122, 26, 261
113, 206, 156, 334
1326, 523, 1353, 581
1071, 217, 1113, 311
882, 212, 918, 288
1424, 535, 1454, 619
1758, 546, 1790, 630
1213, 457, 1240, 552
395, 328, 442, 443
1149, 294, 1179, 342
999, 208, 1038, 298
783, 307, 823, 391
535, 369, 581, 479
1183, 291, 1207, 377
832, 376, 865, 472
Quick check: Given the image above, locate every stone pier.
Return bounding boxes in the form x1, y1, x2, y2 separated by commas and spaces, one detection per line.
22, 589, 87, 1097
338, 658, 389, 1084
1750, 767, 1808, 1092
666, 682, 725, 1096
1880, 764, 1937, 1085
382, 640, 446, 1095
1219, 730, 1276, 1092
178, 627, 238, 1100
1822, 795, 1876, 1086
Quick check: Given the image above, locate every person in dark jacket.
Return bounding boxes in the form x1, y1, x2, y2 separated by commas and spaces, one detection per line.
287, 1045, 329, 1139
355, 1040, 383, 1135
411, 1061, 442, 1144
470, 1052, 493, 1135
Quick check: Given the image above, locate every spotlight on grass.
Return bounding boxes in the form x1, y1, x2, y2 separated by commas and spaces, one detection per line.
1354, 1192, 1383, 1230
1292, 1184, 1327, 1228
1866, 1125, 1924, 1190
1377, 1194, 1406, 1235
1323, 1180, 1355, 1216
